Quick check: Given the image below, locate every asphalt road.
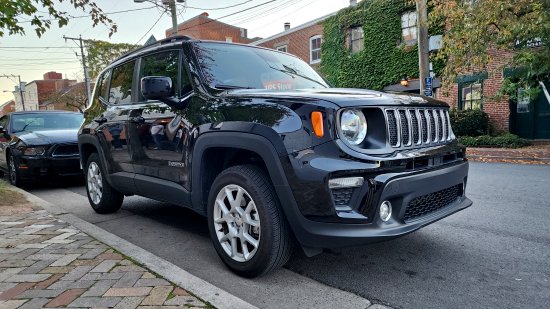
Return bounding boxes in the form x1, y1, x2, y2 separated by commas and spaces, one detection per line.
23, 162, 550, 309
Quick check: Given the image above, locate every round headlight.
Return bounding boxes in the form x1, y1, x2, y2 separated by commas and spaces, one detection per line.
340, 109, 367, 145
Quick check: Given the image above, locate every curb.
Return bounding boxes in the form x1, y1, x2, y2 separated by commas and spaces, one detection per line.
11, 185, 258, 309
467, 155, 550, 163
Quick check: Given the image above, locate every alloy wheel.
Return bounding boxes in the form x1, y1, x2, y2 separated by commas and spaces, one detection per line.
87, 162, 103, 205
213, 184, 261, 262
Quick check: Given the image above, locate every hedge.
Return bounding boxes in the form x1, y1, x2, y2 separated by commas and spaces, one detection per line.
449, 109, 489, 137
459, 134, 531, 148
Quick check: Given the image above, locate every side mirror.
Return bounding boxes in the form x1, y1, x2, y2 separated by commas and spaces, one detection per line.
141, 76, 173, 101
141, 76, 192, 109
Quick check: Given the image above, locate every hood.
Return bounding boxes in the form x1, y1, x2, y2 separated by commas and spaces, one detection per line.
223, 88, 448, 108
14, 129, 78, 145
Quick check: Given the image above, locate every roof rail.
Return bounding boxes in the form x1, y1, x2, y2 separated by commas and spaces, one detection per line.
113, 35, 195, 64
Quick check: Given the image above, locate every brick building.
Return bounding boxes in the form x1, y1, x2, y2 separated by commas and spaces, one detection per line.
251, 13, 336, 68
167, 12, 258, 43
42, 81, 92, 112
10, 71, 76, 112
0, 100, 15, 117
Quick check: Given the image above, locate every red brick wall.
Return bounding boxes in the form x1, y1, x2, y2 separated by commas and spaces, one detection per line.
0, 100, 15, 117
257, 23, 324, 66
168, 13, 254, 44
436, 48, 515, 133
43, 71, 62, 80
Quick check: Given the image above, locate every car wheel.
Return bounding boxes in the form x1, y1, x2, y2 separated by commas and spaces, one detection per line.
7, 154, 22, 187
207, 165, 293, 277
86, 153, 124, 214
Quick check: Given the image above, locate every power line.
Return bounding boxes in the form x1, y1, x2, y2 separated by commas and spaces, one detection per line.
0, 46, 75, 49
16, 6, 158, 24
176, 0, 277, 32
136, 10, 167, 45
179, 0, 254, 11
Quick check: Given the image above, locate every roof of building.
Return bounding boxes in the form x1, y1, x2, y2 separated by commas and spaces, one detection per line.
168, 12, 245, 33
250, 12, 337, 46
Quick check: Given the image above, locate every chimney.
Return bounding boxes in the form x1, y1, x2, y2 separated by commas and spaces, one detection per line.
200, 12, 209, 17
350, 0, 357, 6
284, 22, 290, 31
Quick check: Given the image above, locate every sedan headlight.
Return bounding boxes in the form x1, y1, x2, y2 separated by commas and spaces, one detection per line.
22, 146, 47, 156
340, 109, 367, 145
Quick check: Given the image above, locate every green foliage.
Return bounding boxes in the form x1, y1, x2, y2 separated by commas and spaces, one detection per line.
320, 0, 419, 89
432, 0, 550, 99
86, 40, 139, 79
0, 0, 117, 37
459, 134, 531, 148
449, 108, 490, 137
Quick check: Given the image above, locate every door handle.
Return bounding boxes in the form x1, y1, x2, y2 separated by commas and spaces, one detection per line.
94, 117, 107, 124
130, 116, 145, 124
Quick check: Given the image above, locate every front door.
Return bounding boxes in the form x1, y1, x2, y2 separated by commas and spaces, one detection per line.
510, 80, 550, 139
128, 49, 194, 205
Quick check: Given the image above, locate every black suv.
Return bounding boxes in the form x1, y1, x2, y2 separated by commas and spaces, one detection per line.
78, 36, 472, 277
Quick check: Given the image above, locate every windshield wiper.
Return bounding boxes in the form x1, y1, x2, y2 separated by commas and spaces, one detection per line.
269, 65, 328, 89
213, 84, 253, 90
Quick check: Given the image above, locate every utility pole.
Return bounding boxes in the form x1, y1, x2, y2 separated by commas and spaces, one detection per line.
168, 0, 178, 36
416, 0, 430, 95
0, 75, 25, 111
63, 35, 92, 106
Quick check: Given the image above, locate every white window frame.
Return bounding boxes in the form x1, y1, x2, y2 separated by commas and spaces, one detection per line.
400, 10, 417, 45
350, 26, 364, 54
309, 35, 322, 64
276, 45, 288, 53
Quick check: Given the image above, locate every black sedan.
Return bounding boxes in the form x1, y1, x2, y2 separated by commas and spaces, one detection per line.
0, 111, 84, 186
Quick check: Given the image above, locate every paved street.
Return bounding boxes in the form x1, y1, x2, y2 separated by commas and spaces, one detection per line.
23, 162, 550, 309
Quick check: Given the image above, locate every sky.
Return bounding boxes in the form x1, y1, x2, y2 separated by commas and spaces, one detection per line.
0, 0, 351, 104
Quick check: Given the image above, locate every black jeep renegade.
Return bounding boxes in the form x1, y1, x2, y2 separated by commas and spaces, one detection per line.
78, 36, 472, 277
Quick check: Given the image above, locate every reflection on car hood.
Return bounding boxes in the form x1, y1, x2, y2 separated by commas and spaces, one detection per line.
224, 88, 449, 108
14, 129, 78, 145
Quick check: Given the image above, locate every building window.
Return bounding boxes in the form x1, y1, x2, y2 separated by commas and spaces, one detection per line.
276, 45, 288, 53
350, 27, 364, 54
310, 35, 322, 64
225, 37, 233, 42
401, 11, 417, 44
460, 82, 483, 110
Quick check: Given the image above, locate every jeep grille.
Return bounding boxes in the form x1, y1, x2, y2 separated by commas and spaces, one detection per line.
385, 108, 453, 148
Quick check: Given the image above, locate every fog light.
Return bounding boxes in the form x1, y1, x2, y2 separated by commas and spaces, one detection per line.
328, 177, 364, 189
379, 201, 392, 222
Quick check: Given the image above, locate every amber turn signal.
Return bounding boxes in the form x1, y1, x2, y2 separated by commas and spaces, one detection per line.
311, 111, 324, 138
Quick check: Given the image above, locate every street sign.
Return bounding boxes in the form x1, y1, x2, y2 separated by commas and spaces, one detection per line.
424, 77, 433, 97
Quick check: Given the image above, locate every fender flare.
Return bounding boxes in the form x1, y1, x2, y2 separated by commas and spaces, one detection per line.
78, 134, 115, 186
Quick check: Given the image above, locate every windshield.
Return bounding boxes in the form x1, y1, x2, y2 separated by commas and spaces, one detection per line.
192, 42, 330, 90
11, 113, 83, 133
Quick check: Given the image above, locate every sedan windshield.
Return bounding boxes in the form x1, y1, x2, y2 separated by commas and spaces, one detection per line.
192, 42, 330, 90
11, 113, 83, 133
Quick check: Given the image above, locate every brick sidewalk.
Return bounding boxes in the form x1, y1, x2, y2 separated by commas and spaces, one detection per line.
0, 209, 209, 309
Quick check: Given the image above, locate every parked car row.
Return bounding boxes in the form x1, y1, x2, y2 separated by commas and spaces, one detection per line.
1, 38, 472, 277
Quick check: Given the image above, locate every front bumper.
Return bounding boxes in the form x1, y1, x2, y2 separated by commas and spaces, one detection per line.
15, 155, 82, 180
288, 161, 471, 248
277, 142, 472, 249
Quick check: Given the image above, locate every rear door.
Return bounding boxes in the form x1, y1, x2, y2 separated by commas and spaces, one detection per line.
127, 49, 194, 205
93, 60, 137, 190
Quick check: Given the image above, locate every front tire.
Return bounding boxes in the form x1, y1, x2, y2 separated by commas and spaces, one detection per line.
7, 154, 22, 187
207, 165, 293, 277
86, 153, 123, 214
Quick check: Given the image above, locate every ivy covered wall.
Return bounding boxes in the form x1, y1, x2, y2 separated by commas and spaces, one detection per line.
320, 0, 419, 90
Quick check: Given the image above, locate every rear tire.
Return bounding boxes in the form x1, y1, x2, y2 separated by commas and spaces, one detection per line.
207, 165, 293, 277
85, 153, 123, 214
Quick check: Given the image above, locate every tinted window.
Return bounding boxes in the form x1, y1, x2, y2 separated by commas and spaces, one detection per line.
10, 113, 84, 132
100, 70, 111, 100
109, 61, 135, 104
140, 50, 180, 101
192, 42, 329, 91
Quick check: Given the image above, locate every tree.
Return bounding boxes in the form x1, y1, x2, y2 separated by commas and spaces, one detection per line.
0, 0, 117, 37
45, 82, 89, 112
86, 40, 139, 79
432, 0, 550, 100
